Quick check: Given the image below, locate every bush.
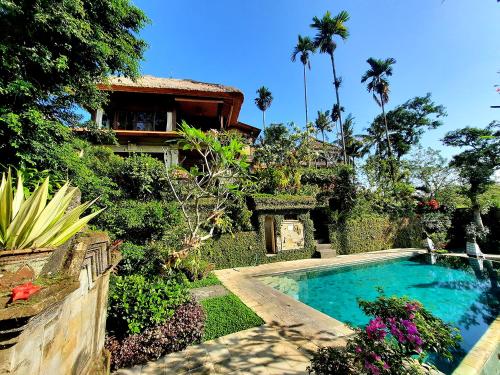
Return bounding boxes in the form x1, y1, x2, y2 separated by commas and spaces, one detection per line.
116, 154, 172, 200
117, 242, 170, 277
201, 294, 264, 341
107, 274, 190, 336
329, 215, 421, 255
187, 273, 222, 289
308, 295, 461, 375
97, 200, 185, 243
106, 301, 205, 370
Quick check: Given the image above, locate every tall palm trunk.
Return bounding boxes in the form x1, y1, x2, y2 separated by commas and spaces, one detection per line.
380, 95, 395, 181
303, 63, 309, 127
330, 52, 347, 163
379, 95, 392, 157
262, 110, 266, 132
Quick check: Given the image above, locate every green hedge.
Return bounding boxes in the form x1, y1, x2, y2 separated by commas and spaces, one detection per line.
249, 194, 316, 210
200, 229, 316, 269
329, 215, 421, 255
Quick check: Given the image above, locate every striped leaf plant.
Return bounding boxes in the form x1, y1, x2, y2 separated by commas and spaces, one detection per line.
0, 170, 103, 251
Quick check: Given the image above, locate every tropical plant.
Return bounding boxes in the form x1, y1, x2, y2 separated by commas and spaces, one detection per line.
311, 10, 350, 162
343, 114, 365, 166
314, 110, 333, 143
442, 122, 500, 229
164, 122, 252, 264
308, 295, 461, 374
254, 86, 273, 132
291, 35, 316, 126
361, 57, 397, 159
0, 170, 102, 250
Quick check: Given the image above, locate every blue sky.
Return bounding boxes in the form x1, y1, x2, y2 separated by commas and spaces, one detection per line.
130, 0, 499, 159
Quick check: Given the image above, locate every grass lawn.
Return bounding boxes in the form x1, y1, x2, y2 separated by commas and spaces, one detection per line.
187, 273, 222, 289
201, 293, 264, 341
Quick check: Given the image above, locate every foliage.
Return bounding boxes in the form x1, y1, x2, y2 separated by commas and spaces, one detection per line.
0, 0, 148, 171
107, 274, 189, 336
117, 242, 170, 277
165, 122, 252, 264
106, 301, 204, 370
177, 254, 214, 282
361, 57, 396, 108
329, 164, 357, 220
420, 212, 451, 248
314, 110, 333, 142
117, 154, 172, 200
308, 295, 461, 374
464, 222, 490, 243
366, 94, 446, 159
97, 200, 184, 244
291, 35, 316, 68
187, 273, 222, 289
409, 147, 457, 201
0, 171, 102, 250
250, 194, 316, 210
74, 120, 118, 145
442, 122, 499, 225
201, 294, 264, 341
254, 86, 273, 112
361, 156, 416, 216
329, 215, 421, 255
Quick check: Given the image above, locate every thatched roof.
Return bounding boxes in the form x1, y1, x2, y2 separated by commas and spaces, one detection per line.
101, 75, 243, 95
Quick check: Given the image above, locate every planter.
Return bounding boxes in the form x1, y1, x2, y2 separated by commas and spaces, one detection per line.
0, 247, 55, 276
466, 241, 484, 257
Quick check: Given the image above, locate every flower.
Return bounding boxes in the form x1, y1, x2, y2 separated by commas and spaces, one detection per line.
366, 317, 387, 340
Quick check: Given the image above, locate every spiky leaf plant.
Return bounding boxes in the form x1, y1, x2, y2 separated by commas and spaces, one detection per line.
0, 170, 103, 250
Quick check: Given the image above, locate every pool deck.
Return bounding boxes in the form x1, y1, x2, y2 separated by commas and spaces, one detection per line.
115, 248, 499, 374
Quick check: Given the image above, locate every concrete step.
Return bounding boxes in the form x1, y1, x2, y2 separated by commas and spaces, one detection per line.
317, 248, 336, 258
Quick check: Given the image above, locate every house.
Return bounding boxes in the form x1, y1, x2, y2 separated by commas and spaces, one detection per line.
86, 75, 260, 165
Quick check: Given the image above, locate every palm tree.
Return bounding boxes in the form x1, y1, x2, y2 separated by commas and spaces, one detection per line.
314, 110, 333, 143
254, 86, 273, 132
291, 35, 316, 127
361, 57, 397, 158
311, 10, 350, 163
342, 114, 364, 166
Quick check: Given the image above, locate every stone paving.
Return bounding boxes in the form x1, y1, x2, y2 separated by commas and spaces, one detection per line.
114, 249, 426, 374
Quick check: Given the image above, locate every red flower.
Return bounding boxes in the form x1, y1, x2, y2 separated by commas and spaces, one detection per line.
11, 282, 41, 302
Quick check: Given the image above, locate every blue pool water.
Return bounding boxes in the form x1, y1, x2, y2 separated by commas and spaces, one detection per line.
259, 255, 500, 373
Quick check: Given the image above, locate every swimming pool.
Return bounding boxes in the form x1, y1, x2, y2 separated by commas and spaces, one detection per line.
258, 255, 500, 373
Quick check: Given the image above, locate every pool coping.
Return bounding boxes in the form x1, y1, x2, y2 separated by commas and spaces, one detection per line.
215, 248, 426, 349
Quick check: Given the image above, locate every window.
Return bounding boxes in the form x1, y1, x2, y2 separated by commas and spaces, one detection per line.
114, 111, 173, 131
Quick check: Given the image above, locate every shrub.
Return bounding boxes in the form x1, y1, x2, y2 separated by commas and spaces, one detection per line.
201, 294, 264, 341
116, 154, 172, 200
106, 301, 205, 370
97, 200, 184, 243
187, 273, 221, 289
308, 295, 461, 375
117, 242, 169, 277
107, 274, 190, 336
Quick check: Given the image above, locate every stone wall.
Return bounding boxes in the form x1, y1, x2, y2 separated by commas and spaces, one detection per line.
0, 233, 113, 375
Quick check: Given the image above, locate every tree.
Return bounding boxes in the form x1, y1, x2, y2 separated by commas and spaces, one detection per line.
367, 94, 446, 159
0, 0, 148, 171
361, 57, 397, 158
291, 35, 316, 127
342, 115, 364, 166
314, 110, 333, 143
254, 86, 273, 132
442, 122, 500, 229
409, 147, 458, 200
164, 122, 251, 264
311, 10, 350, 163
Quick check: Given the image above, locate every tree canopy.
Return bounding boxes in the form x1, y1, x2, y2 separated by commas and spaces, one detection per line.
0, 0, 149, 170
367, 94, 446, 159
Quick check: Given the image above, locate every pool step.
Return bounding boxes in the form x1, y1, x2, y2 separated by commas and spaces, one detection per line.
315, 242, 336, 258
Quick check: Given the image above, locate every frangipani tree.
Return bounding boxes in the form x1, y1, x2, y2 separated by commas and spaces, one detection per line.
164, 122, 252, 264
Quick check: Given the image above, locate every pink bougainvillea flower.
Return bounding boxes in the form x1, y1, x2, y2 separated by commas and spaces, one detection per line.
11, 282, 41, 302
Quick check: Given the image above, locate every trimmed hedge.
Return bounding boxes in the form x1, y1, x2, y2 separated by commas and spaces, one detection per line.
200, 230, 316, 269
329, 215, 421, 255
249, 194, 316, 210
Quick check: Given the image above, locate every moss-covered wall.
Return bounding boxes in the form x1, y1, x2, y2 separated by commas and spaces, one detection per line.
200, 212, 316, 269
328, 215, 421, 255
